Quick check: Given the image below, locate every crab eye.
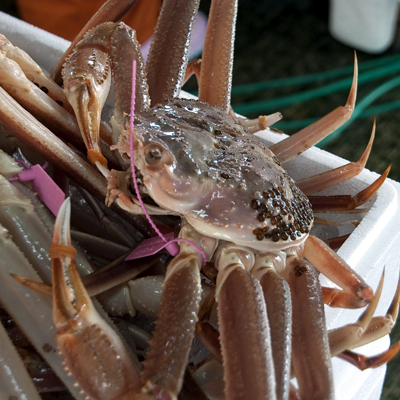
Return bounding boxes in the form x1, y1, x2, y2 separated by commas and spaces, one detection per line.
145, 144, 164, 165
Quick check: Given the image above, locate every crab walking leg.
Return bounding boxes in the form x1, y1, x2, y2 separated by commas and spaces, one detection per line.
0, 320, 42, 400
308, 165, 390, 213
215, 244, 277, 400
304, 235, 373, 308
51, 198, 141, 400
270, 58, 357, 163
63, 22, 149, 166
140, 223, 217, 399
0, 33, 75, 115
146, 0, 200, 106
297, 123, 374, 195
0, 87, 107, 199
252, 253, 292, 400
198, 0, 237, 112
52, 0, 139, 83
329, 270, 400, 356
0, 224, 86, 400
284, 257, 334, 400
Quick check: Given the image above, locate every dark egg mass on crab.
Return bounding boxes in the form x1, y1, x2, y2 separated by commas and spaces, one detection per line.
132, 98, 313, 251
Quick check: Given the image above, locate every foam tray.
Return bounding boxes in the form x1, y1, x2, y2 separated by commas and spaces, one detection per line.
1, 11, 400, 400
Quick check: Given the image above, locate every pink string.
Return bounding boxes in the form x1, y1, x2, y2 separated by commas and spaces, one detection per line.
128, 61, 207, 264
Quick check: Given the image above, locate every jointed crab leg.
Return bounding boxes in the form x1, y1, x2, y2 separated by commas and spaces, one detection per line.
284, 257, 334, 400
198, 0, 237, 112
304, 235, 373, 308
63, 22, 149, 166
252, 254, 292, 400
215, 244, 277, 400
140, 222, 217, 399
0, 86, 107, 198
297, 123, 375, 195
51, 198, 141, 400
146, 0, 201, 106
270, 59, 357, 163
52, 0, 139, 84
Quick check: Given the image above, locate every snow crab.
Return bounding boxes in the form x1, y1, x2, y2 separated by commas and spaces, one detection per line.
0, 0, 400, 399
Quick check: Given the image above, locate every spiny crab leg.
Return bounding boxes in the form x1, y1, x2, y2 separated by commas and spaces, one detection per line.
214, 243, 277, 400
139, 222, 217, 399
52, 0, 139, 84
270, 57, 357, 163
0, 86, 107, 199
146, 0, 201, 106
252, 254, 292, 400
297, 122, 375, 196
198, 0, 237, 111
309, 165, 390, 213
284, 257, 334, 400
51, 198, 141, 400
0, 46, 120, 166
63, 22, 149, 167
304, 235, 373, 308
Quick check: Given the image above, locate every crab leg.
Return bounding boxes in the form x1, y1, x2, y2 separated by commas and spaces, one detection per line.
270, 58, 357, 163
52, 0, 139, 83
252, 253, 292, 400
146, 0, 201, 106
0, 48, 120, 165
284, 257, 334, 400
0, 86, 107, 198
51, 198, 141, 399
297, 123, 374, 195
215, 243, 277, 400
140, 222, 217, 398
329, 269, 400, 356
63, 22, 149, 167
0, 320, 42, 400
198, 0, 237, 112
304, 235, 373, 308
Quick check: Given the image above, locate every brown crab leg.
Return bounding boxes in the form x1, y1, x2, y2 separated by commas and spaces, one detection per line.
215, 244, 277, 400
297, 122, 374, 195
284, 257, 334, 400
309, 165, 390, 212
139, 222, 217, 398
304, 235, 373, 308
270, 57, 357, 163
0, 52, 120, 166
146, 0, 200, 106
329, 270, 400, 356
63, 22, 149, 166
51, 0, 139, 84
198, 0, 237, 112
0, 86, 107, 198
51, 198, 141, 400
337, 343, 400, 371
252, 255, 292, 400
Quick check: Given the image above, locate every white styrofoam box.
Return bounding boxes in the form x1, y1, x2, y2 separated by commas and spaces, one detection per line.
1, 10, 400, 399
329, 0, 400, 54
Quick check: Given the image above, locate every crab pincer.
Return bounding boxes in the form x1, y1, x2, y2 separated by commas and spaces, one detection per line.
62, 22, 150, 168
50, 198, 141, 400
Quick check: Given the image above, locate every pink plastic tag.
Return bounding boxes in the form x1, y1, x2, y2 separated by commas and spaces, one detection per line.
17, 164, 65, 216
126, 232, 178, 260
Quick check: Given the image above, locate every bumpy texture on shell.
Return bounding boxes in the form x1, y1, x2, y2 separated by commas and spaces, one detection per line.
133, 99, 313, 251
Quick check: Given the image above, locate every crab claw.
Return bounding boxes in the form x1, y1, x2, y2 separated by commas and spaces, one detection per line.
62, 22, 150, 169
51, 198, 141, 400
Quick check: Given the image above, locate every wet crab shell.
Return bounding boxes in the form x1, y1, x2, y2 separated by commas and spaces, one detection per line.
132, 98, 312, 251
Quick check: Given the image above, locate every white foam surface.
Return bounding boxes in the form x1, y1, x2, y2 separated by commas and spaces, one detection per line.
1, 11, 400, 399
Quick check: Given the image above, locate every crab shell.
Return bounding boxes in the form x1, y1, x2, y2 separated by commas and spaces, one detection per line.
131, 98, 312, 252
